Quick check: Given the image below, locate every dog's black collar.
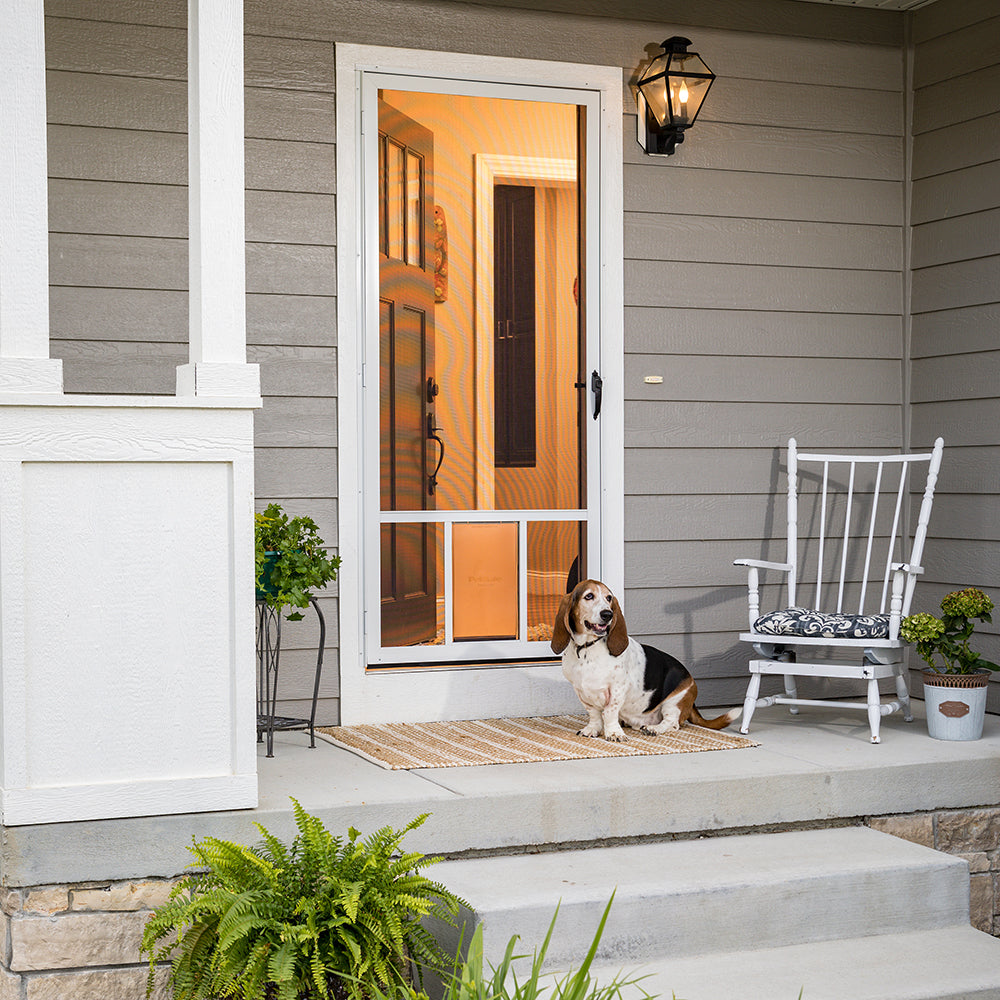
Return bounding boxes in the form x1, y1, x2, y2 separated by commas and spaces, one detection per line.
574, 634, 605, 652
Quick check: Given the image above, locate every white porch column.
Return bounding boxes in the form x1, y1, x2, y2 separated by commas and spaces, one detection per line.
0, 0, 62, 393
0, 5, 259, 828
176, 0, 260, 398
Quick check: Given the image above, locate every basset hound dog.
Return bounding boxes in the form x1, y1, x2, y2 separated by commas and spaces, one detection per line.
552, 579, 741, 742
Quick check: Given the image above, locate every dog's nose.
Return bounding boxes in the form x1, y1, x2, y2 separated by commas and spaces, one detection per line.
599, 609, 613, 623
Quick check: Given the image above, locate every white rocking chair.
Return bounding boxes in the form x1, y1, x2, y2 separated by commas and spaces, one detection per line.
735, 437, 944, 743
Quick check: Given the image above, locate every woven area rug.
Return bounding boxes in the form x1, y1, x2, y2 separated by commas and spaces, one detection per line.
315, 714, 758, 770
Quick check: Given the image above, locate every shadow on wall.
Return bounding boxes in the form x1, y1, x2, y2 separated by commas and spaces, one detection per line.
657, 446, 785, 668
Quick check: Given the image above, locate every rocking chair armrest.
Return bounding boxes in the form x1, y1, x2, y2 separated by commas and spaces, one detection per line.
734, 560, 793, 629
733, 559, 793, 572
887, 563, 924, 640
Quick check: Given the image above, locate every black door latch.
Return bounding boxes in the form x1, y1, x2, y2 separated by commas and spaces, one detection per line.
590, 370, 603, 419
575, 370, 603, 420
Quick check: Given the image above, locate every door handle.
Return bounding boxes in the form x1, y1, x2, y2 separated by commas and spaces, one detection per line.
590, 370, 603, 419
426, 413, 445, 495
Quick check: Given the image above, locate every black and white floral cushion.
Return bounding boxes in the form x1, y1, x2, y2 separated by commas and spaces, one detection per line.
752, 607, 891, 639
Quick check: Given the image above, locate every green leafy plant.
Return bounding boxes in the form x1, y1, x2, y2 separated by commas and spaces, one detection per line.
901, 587, 999, 675
141, 803, 464, 1000
256, 502, 341, 620
376, 893, 655, 1000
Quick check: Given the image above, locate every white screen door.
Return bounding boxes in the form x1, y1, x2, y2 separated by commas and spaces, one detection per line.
337, 46, 623, 723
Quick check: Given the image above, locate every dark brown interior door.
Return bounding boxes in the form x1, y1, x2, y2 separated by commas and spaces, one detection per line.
494, 183, 536, 469
378, 98, 437, 646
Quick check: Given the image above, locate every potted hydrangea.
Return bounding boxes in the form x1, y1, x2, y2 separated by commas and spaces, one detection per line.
901, 588, 999, 740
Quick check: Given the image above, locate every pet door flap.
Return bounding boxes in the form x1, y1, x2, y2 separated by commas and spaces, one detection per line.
452, 522, 518, 641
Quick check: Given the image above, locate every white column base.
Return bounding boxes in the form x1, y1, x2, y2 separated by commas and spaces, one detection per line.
176, 362, 260, 398
0, 359, 63, 393
0, 399, 259, 825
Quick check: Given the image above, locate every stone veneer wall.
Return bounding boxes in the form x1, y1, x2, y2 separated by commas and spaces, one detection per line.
867, 806, 1000, 936
0, 881, 170, 1000
1, 806, 998, 998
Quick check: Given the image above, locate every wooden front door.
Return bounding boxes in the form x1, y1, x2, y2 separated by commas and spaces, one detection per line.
378, 99, 438, 646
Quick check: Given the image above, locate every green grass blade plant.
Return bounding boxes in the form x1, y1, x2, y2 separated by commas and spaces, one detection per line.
371, 892, 655, 1000
543, 894, 653, 1000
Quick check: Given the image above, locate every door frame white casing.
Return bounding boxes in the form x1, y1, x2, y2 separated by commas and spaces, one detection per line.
473, 153, 576, 509
336, 44, 624, 725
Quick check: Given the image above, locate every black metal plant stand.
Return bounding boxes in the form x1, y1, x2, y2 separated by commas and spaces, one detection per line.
256, 597, 326, 757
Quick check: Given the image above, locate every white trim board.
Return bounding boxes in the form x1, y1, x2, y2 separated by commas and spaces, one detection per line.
335, 44, 624, 725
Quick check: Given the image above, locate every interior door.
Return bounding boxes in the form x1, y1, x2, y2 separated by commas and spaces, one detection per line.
493, 184, 536, 469
378, 99, 438, 646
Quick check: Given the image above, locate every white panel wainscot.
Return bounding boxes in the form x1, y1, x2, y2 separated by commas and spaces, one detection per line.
0, 397, 259, 825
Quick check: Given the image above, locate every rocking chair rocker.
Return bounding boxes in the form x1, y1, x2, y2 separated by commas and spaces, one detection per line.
735, 437, 944, 743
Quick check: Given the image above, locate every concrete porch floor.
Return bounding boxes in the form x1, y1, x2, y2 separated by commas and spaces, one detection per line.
264, 699, 1000, 854
6, 701, 1000, 887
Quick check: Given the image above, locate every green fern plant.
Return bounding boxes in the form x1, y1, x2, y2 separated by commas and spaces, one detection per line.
141, 802, 464, 1000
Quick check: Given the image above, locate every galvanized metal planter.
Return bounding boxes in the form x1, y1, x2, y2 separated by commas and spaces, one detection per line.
922, 670, 990, 741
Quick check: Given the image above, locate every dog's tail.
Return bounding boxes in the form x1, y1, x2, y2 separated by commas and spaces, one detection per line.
689, 704, 743, 730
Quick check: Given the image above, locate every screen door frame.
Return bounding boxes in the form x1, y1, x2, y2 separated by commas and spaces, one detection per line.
336, 44, 623, 725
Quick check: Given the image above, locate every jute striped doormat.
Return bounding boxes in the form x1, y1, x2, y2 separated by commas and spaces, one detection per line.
315, 714, 758, 770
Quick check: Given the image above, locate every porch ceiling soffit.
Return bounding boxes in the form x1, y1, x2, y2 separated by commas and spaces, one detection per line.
405, 0, 921, 43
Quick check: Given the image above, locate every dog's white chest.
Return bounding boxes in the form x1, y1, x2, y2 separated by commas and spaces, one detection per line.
562, 645, 626, 708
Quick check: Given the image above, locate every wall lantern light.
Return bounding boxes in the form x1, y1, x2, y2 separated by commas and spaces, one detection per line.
636, 36, 715, 156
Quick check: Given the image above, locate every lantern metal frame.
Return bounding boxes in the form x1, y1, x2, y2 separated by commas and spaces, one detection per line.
636, 36, 715, 156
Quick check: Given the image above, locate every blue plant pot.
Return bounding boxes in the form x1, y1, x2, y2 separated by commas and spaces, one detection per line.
256, 551, 279, 601
922, 670, 989, 741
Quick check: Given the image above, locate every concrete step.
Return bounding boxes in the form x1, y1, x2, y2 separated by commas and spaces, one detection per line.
432, 827, 972, 969
593, 925, 1000, 1000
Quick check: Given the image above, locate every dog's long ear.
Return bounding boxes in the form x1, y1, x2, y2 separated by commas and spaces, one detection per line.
607, 595, 629, 657
551, 589, 576, 653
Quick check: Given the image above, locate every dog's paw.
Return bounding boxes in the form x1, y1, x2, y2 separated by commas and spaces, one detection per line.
604, 731, 629, 743
578, 726, 602, 738
643, 721, 680, 736
639, 725, 657, 736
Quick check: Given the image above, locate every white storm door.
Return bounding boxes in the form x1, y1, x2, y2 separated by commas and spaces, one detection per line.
336, 45, 623, 724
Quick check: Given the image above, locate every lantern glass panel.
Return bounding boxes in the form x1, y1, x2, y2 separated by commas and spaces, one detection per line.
673, 52, 711, 77
637, 54, 670, 124
638, 53, 713, 128
668, 75, 712, 126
